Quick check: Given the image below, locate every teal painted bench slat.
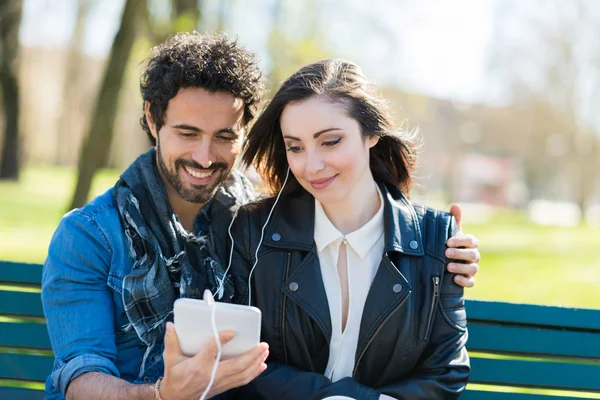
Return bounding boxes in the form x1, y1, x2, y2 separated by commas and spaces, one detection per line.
0, 353, 54, 381
0, 291, 43, 318
469, 357, 600, 392
0, 261, 43, 286
0, 322, 52, 350
461, 391, 583, 400
466, 299, 600, 330
468, 324, 600, 358
0, 387, 45, 400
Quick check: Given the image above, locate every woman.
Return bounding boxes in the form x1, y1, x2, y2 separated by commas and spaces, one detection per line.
227, 59, 469, 399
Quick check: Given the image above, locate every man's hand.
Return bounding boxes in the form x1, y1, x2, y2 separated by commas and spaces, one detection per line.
446, 204, 480, 288
160, 322, 268, 400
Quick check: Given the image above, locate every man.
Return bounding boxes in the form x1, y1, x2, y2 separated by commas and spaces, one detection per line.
42, 32, 480, 400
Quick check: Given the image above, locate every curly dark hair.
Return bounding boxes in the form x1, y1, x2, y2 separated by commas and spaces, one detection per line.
140, 32, 264, 145
243, 58, 420, 195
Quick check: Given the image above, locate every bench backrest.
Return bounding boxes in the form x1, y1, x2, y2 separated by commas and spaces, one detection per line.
0, 261, 50, 400
463, 299, 600, 399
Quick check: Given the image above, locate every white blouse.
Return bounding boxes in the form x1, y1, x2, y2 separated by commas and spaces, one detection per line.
314, 188, 385, 382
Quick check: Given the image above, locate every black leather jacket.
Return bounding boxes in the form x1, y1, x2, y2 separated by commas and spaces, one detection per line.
226, 182, 470, 399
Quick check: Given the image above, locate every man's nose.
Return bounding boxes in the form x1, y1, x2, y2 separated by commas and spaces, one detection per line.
192, 137, 214, 168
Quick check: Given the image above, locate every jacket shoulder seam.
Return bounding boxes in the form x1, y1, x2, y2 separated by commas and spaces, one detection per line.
67, 206, 116, 259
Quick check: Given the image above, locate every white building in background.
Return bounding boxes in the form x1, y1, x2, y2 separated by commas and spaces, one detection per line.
454, 153, 527, 208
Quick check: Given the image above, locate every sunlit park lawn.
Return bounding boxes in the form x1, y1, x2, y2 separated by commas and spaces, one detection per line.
1, 165, 599, 309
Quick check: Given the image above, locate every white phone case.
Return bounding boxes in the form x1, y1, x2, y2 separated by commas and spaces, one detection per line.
173, 298, 262, 359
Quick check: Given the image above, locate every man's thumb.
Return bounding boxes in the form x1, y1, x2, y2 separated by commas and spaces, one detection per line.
163, 322, 182, 368
449, 204, 463, 233
198, 330, 235, 361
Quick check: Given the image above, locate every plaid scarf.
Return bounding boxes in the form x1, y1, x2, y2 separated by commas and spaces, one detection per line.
113, 149, 254, 373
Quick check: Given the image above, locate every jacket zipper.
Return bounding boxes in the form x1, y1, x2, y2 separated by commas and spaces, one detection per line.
352, 289, 410, 377
282, 252, 291, 364
423, 276, 440, 341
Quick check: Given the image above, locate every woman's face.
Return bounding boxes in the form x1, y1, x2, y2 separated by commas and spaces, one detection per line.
280, 96, 378, 205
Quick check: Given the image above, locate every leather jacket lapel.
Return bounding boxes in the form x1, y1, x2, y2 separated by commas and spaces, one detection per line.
355, 253, 411, 364
282, 249, 333, 342
379, 182, 424, 256
264, 190, 315, 251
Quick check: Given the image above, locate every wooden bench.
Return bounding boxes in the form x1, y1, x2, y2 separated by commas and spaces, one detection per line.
1, 260, 599, 399
0, 260, 51, 400
461, 299, 600, 399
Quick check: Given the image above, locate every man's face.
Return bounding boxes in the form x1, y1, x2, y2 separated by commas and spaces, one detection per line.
145, 87, 245, 205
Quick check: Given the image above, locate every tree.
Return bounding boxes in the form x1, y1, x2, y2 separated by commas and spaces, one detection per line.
490, 0, 600, 211
69, 0, 146, 209
266, 0, 332, 92
55, 0, 92, 165
172, 0, 201, 31
0, 0, 23, 180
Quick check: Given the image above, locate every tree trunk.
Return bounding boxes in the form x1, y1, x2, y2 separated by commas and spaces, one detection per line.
575, 134, 598, 216
69, 0, 145, 210
0, 0, 23, 180
55, 0, 90, 165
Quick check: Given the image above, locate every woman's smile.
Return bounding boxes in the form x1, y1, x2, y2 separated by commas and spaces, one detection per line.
309, 175, 338, 190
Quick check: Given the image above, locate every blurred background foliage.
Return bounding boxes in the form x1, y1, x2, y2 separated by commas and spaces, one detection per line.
0, 0, 598, 309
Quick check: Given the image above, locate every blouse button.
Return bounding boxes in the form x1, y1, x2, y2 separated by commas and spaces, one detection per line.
289, 282, 299, 292
393, 283, 402, 293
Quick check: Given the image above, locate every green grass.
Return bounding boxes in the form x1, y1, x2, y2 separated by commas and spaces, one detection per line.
0, 165, 122, 263
1, 165, 598, 309
463, 209, 599, 309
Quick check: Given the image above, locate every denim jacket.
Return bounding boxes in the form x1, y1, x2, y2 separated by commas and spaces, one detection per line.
42, 188, 164, 399
42, 163, 254, 399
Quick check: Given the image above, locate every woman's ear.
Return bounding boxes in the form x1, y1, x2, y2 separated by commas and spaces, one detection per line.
367, 134, 380, 149
144, 101, 158, 141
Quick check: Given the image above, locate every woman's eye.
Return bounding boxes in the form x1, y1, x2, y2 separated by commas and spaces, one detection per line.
286, 146, 302, 153
323, 138, 342, 147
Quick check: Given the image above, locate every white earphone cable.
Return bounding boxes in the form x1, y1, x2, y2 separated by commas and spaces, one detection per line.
203, 167, 291, 398
199, 290, 221, 400
215, 206, 241, 300
247, 168, 290, 306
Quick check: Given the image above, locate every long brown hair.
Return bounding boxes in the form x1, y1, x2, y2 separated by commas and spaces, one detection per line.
243, 58, 419, 195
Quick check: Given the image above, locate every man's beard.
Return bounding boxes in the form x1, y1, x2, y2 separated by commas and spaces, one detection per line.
156, 144, 231, 204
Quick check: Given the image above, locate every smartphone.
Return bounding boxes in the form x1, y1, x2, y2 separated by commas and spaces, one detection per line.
174, 297, 262, 360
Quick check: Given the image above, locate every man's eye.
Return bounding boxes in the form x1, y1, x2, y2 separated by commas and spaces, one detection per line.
217, 135, 236, 142
179, 132, 196, 138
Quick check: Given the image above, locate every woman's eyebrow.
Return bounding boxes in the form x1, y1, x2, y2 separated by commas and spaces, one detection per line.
283, 128, 342, 141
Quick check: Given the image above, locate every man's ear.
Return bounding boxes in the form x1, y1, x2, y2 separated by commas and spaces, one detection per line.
144, 101, 158, 141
